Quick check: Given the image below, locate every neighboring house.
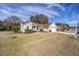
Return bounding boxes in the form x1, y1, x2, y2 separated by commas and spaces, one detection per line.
48, 23, 57, 32
63, 24, 70, 30
56, 24, 70, 31
57, 26, 64, 31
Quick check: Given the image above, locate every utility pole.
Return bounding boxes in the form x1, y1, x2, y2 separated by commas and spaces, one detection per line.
74, 22, 78, 39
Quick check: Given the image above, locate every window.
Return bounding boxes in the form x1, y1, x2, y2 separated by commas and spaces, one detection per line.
32, 26, 36, 29
26, 26, 29, 30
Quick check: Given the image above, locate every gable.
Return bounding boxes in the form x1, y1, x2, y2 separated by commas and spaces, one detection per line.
49, 23, 57, 28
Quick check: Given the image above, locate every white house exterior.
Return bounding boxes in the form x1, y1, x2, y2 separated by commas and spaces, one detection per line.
43, 28, 48, 32
20, 22, 57, 32
20, 22, 37, 32
48, 23, 57, 32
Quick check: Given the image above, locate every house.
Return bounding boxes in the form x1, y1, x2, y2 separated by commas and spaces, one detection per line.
56, 24, 70, 31
20, 21, 38, 32
20, 21, 67, 33
48, 23, 57, 32
55, 23, 70, 31
40, 24, 49, 32
20, 21, 45, 32
57, 26, 64, 31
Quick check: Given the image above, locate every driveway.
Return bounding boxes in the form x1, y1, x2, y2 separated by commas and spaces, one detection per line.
56, 32, 75, 35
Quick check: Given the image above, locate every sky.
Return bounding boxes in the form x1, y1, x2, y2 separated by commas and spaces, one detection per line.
0, 3, 79, 26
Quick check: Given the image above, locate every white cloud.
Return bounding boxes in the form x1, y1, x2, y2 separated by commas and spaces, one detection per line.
0, 7, 30, 21
63, 19, 78, 27
0, 5, 61, 21
21, 6, 60, 18
3, 7, 14, 11
47, 3, 65, 11
0, 9, 11, 15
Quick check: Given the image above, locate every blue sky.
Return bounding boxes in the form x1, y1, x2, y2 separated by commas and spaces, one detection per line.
0, 3, 79, 26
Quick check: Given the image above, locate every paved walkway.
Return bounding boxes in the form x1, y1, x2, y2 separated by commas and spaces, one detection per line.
56, 32, 75, 35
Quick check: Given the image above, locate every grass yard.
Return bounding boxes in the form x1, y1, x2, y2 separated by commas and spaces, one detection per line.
0, 31, 79, 56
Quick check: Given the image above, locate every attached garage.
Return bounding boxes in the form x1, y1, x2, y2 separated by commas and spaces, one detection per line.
48, 23, 57, 32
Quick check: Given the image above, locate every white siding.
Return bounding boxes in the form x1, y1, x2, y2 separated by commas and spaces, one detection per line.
20, 22, 37, 32
49, 23, 57, 32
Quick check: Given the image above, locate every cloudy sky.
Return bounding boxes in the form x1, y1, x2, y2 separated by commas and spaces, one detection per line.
0, 3, 79, 26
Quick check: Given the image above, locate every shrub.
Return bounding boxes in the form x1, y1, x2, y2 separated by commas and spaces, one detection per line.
12, 26, 20, 33
49, 30, 51, 32
40, 29, 43, 32
25, 29, 36, 33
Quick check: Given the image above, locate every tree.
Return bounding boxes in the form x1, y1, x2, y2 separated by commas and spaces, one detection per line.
30, 14, 49, 24
4, 16, 22, 31
30, 16, 35, 22
0, 20, 4, 31
4, 16, 22, 24
56, 23, 64, 26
